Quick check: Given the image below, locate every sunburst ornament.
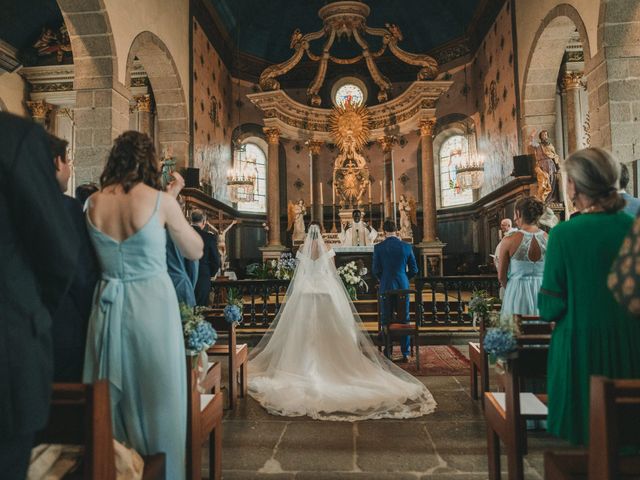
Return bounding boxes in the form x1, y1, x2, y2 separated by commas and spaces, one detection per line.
329, 101, 370, 154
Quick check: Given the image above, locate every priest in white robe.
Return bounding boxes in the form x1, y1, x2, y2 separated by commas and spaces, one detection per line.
339, 209, 377, 246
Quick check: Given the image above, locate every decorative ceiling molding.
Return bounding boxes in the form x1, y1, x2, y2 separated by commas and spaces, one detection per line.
247, 80, 453, 141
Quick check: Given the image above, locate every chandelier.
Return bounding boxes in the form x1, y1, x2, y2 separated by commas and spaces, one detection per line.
227, 143, 257, 203
456, 128, 484, 190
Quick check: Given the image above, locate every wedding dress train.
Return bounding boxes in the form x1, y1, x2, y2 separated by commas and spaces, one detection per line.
248, 225, 436, 421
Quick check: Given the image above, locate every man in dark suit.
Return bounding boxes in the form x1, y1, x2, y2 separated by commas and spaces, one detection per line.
49, 134, 99, 382
191, 209, 221, 306
0, 112, 77, 479
373, 219, 419, 362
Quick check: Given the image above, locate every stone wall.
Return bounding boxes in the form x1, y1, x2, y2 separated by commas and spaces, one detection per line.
192, 18, 233, 204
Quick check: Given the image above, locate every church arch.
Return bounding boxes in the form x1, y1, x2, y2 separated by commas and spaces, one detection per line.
125, 31, 189, 167
521, 4, 591, 149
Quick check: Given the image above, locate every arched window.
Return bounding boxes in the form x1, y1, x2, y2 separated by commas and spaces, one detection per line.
237, 141, 267, 213
439, 135, 474, 207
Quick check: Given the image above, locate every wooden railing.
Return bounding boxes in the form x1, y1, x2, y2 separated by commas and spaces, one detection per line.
212, 275, 500, 328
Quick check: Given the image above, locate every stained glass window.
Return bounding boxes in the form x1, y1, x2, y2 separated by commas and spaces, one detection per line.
439, 135, 474, 207
237, 142, 267, 213
335, 83, 364, 107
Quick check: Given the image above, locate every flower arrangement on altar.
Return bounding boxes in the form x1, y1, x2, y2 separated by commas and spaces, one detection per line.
180, 303, 217, 360
246, 253, 298, 280
223, 288, 244, 324
337, 261, 368, 300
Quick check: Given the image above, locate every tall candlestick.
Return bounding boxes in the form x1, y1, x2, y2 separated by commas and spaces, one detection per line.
332, 182, 336, 206
379, 180, 383, 203
319, 182, 323, 206
368, 182, 372, 202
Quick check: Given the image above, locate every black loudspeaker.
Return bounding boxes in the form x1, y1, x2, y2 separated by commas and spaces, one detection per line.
184, 167, 200, 188
512, 154, 535, 177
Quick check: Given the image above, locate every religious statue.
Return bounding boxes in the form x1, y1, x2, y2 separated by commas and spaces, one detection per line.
339, 209, 377, 246
33, 25, 72, 63
161, 150, 177, 189
216, 220, 238, 272
288, 199, 307, 242
529, 129, 560, 204
398, 194, 416, 240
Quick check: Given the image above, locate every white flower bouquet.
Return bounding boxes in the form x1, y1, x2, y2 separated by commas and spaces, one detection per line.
337, 261, 368, 300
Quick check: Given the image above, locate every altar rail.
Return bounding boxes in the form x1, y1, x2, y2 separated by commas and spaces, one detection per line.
212, 275, 499, 328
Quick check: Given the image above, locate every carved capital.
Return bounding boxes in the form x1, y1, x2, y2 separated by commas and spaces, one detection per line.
263, 127, 281, 144
307, 140, 323, 155
562, 71, 583, 91
26, 99, 52, 120
134, 94, 153, 113
377, 135, 396, 153
419, 119, 436, 137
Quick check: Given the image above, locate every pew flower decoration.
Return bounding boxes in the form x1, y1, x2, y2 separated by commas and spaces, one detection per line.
180, 303, 217, 357
468, 290, 496, 327
337, 261, 368, 300
223, 288, 244, 325
483, 327, 517, 360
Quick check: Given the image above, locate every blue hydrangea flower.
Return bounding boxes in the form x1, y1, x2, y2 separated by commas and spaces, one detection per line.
224, 304, 242, 324
483, 327, 517, 359
186, 321, 217, 352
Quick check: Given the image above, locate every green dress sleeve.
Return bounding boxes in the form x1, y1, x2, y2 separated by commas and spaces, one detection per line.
538, 228, 567, 321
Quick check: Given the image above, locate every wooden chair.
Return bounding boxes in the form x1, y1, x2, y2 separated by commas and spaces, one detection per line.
186, 355, 223, 480
36, 381, 165, 479
484, 329, 552, 480
544, 376, 640, 480
205, 312, 248, 409
378, 289, 420, 370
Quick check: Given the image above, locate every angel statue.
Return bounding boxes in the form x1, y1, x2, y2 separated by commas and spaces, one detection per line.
288, 199, 307, 242
398, 194, 416, 239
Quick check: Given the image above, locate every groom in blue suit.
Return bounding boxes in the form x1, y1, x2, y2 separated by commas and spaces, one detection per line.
373, 219, 419, 361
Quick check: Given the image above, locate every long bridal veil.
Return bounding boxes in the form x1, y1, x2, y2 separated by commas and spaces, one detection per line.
248, 225, 436, 421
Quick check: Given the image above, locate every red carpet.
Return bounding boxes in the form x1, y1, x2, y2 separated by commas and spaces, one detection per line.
392, 346, 470, 376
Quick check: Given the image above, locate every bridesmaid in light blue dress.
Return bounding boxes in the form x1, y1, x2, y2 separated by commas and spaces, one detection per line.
498, 197, 548, 316
83, 131, 204, 480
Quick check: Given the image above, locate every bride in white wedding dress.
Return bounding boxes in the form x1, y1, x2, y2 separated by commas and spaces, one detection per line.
248, 225, 436, 421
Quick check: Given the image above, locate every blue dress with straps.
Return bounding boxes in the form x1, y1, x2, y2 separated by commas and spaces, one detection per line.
83, 192, 186, 480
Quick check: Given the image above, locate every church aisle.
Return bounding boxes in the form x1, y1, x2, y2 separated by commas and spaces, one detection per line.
205, 350, 573, 479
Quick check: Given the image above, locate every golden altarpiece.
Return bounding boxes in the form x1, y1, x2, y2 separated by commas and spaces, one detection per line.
247, 1, 453, 275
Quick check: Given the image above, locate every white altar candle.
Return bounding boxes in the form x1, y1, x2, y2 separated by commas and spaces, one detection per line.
332, 182, 336, 205
379, 180, 383, 203
368, 182, 372, 202
319, 182, 324, 206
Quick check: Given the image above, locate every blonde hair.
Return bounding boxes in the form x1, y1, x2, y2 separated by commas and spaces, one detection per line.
564, 147, 625, 213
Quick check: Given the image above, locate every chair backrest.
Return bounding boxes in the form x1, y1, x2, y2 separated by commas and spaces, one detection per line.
378, 289, 416, 324
588, 376, 640, 480
36, 381, 116, 480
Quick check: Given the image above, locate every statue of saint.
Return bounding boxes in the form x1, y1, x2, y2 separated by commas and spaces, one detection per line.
398, 194, 416, 239
288, 199, 307, 242
529, 129, 560, 203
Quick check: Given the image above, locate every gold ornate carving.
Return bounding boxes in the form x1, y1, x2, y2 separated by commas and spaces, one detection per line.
30, 82, 73, 93
26, 100, 52, 119
308, 140, 323, 155
562, 71, 583, 90
419, 119, 435, 137
377, 135, 396, 153
32, 25, 72, 64
263, 127, 280, 144
329, 101, 370, 155
134, 94, 153, 113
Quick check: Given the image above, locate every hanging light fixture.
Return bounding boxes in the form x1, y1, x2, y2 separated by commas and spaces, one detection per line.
456, 122, 484, 191
227, 141, 257, 202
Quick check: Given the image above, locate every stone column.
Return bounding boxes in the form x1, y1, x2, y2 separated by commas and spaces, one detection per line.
261, 127, 288, 260
26, 100, 52, 127
133, 94, 154, 136
563, 72, 584, 154
377, 135, 396, 219
417, 119, 445, 276
308, 140, 323, 224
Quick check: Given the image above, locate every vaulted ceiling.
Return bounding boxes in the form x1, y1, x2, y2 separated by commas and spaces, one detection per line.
0, 0, 62, 52
210, 0, 482, 64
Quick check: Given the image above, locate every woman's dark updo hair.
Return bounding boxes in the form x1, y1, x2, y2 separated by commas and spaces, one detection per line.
515, 196, 545, 225
100, 131, 161, 193
564, 148, 625, 213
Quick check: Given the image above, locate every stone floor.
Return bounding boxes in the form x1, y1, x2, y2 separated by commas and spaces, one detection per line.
211, 348, 574, 479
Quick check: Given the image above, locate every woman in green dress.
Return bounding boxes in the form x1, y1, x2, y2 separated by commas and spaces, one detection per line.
539, 147, 640, 445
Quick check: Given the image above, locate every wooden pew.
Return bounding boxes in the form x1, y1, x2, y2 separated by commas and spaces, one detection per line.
186, 355, 223, 480
544, 376, 640, 479
468, 312, 489, 402
484, 326, 552, 480
36, 381, 165, 479
205, 311, 248, 409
